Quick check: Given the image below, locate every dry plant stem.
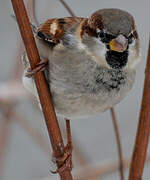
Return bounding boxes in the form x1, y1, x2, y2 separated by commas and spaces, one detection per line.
110, 108, 124, 180
59, 0, 75, 17
11, 0, 73, 179
129, 38, 150, 180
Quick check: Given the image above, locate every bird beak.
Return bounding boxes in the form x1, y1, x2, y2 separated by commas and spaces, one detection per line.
109, 34, 128, 52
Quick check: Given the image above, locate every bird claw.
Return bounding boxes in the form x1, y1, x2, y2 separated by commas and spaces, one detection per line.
51, 144, 72, 174
50, 120, 73, 174
25, 59, 48, 78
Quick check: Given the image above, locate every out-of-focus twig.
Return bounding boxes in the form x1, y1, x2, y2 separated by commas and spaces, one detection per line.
28, 0, 39, 25
72, 140, 89, 167
10, 42, 24, 81
75, 155, 150, 180
59, 0, 75, 17
0, 101, 51, 156
12, 111, 51, 155
46, 154, 150, 180
11, 0, 73, 179
0, 109, 12, 179
110, 108, 124, 180
129, 38, 150, 180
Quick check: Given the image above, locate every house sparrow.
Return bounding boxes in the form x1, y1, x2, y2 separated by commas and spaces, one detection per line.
22, 8, 141, 119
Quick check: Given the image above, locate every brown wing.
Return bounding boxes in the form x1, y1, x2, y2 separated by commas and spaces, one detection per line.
36, 17, 84, 47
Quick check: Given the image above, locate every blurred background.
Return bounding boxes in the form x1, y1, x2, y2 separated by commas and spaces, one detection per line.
0, 0, 150, 180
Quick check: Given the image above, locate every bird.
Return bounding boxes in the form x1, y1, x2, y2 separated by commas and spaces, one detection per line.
21, 8, 141, 173
22, 8, 141, 120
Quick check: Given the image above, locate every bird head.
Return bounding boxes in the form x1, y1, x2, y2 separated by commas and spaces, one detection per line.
80, 9, 141, 70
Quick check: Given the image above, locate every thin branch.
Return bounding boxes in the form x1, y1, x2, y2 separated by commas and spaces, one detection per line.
110, 108, 124, 180
59, 0, 75, 17
128, 38, 150, 180
11, 0, 73, 179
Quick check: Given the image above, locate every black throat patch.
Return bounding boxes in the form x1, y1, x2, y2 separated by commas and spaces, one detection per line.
106, 50, 128, 69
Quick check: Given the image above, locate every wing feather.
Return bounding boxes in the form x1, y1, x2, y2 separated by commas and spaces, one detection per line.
36, 17, 84, 47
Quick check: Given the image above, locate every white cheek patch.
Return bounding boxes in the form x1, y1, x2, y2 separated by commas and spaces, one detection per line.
77, 41, 98, 63
92, 38, 109, 68
93, 38, 106, 57
77, 37, 109, 68
50, 22, 58, 35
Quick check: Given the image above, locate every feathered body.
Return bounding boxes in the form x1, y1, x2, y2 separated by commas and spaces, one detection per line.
23, 9, 141, 119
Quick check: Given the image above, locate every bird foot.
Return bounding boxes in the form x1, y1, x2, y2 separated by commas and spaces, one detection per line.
51, 144, 72, 174
25, 59, 48, 78
51, 120, 73, 174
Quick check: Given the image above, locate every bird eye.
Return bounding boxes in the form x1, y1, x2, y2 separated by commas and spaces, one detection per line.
98, 31, 105, 38
98, 31, 115, 43
37, 31, 45, 40
128, 33, 134, 44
